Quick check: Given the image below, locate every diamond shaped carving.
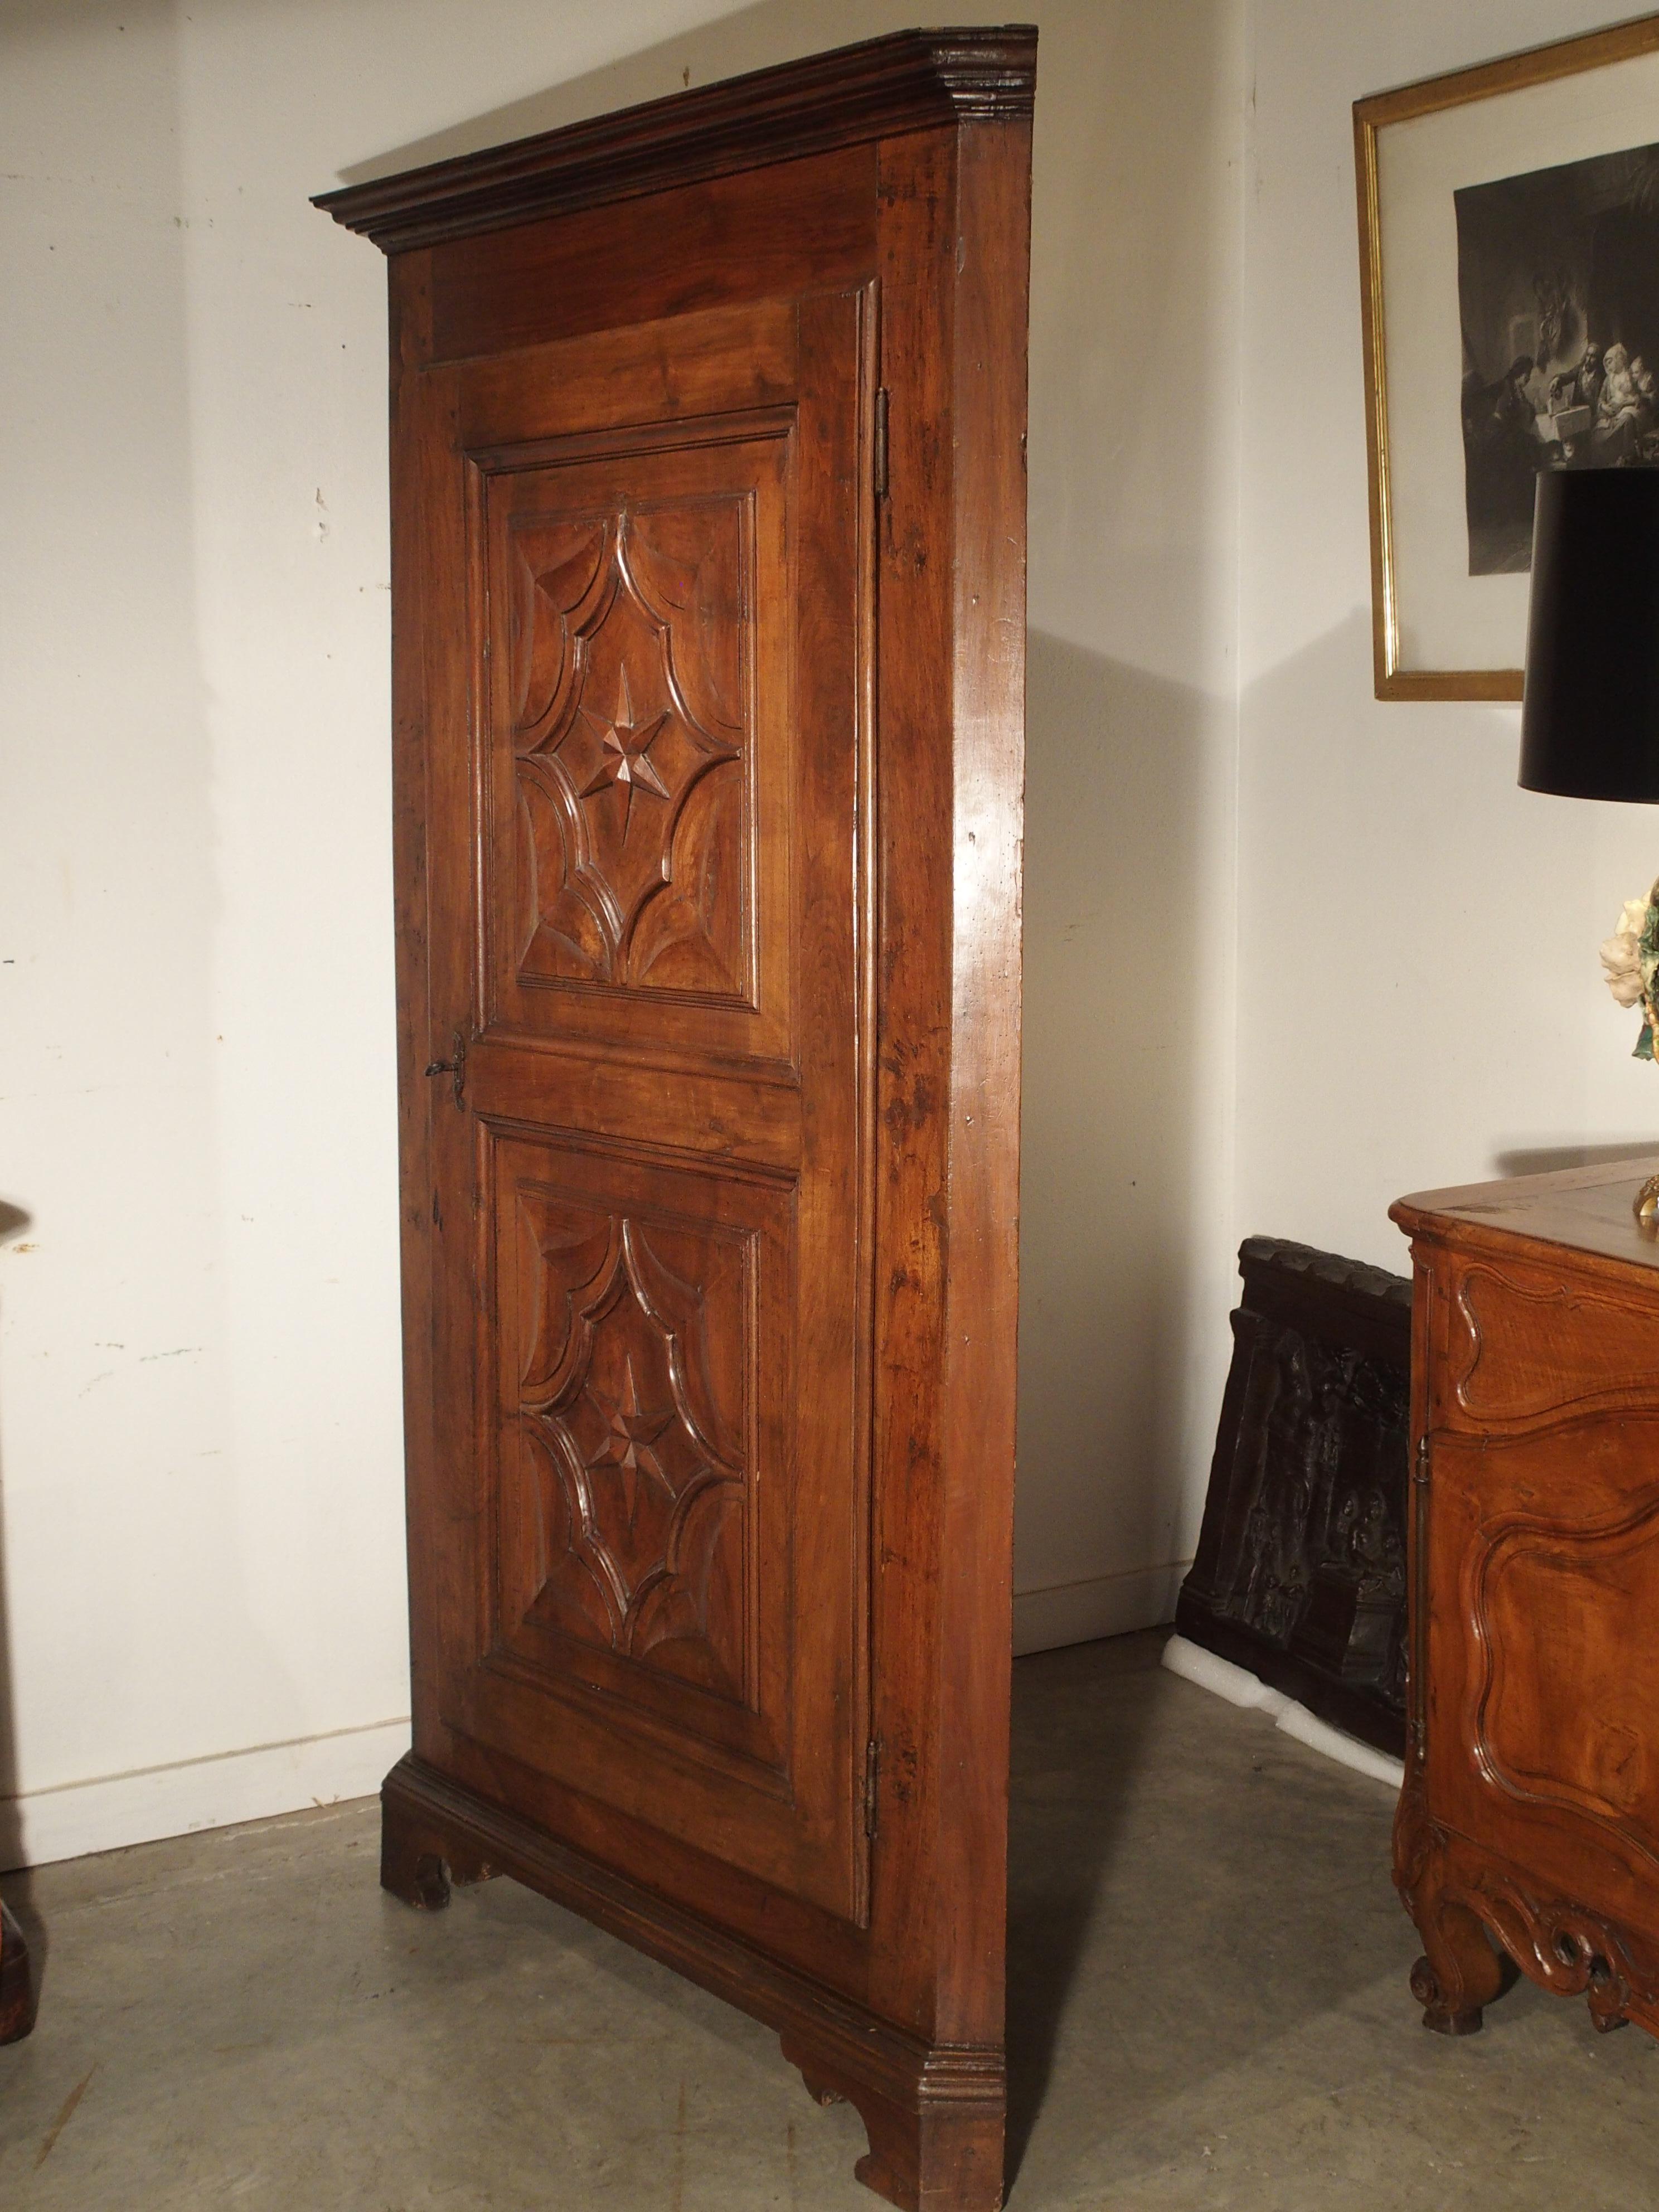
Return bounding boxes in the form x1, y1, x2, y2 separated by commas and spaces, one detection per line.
508, 497, 751, 999
506, 1190, 750, 1704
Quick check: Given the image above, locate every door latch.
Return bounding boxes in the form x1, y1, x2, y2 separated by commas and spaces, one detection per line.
424, 1030, 467, 1107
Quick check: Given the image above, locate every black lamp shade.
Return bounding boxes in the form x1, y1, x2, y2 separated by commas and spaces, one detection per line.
1520, 467, 1659, 801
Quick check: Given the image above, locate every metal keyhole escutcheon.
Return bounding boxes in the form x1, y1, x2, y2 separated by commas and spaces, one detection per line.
424, 1030, 467, 1107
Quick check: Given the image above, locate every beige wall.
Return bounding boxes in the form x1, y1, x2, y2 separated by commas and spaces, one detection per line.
1235, 0, 1659, 1272
1, 0, 1246, 1861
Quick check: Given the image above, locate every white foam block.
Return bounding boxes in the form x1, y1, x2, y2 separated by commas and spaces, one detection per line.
1275, 1701, 1404, 1791
1162, 1633, 1405, 1791
1161, 1632, 1292, 1717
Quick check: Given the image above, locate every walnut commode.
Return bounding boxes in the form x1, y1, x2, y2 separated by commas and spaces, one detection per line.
1393, 1160, 1659, 2040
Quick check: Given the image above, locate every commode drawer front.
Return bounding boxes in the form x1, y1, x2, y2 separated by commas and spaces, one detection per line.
1433, 1253, 1659, 1433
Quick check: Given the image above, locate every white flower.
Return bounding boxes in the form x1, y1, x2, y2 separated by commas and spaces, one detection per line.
1601, 896, 1650, 1008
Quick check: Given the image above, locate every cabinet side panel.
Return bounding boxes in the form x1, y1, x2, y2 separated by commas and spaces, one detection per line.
934, 113, 1030, 2048
867, 123, 959, 2038
387, 251, 444, 1758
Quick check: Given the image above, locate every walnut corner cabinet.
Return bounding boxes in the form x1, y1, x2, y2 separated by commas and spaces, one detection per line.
1390, 1159, 1659, 2044
316, 30, 1034, 2212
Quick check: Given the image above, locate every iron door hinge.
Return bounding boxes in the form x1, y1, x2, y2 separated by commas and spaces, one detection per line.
873, 387, 889, 501
864, 1738, 880, 1840
1414, 1436, 1431, 1486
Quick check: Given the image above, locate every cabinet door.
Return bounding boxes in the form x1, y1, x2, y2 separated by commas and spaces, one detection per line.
417, 288, 875, 1926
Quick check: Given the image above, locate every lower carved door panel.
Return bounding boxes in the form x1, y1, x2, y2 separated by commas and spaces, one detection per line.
469, 1129, 864, 1922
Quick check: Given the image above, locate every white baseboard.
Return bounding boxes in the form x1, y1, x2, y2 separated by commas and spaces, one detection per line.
1, 1717, 411, 1873
5, 1568, 1186, 1869
1012, 1559, 1188, 1656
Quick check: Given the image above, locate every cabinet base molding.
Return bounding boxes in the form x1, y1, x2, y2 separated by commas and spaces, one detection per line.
381, 1756, 1006, 2210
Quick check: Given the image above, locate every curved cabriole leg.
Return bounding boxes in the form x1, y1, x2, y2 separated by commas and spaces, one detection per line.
1409, 1891, 1507, 2036
0, 1901, 36, 2044
1394, 1766, 1507, 2036
779, 2033, 1005, 2212
380, 1759, 497, 1911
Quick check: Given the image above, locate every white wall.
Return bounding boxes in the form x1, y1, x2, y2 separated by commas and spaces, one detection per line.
27, 0, 1632, 1871
1236, 0, 1659, 1270
0, 0, 755, 1868
1, 0, 1245, 1863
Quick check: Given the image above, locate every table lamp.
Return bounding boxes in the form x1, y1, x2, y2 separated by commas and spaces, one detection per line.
1520, 465, 1659, 1221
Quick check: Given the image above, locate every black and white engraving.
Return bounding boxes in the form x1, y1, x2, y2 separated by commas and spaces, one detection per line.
1456, 140, 1659, 575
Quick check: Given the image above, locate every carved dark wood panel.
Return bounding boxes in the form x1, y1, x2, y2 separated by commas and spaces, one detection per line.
1177, 1236, 1411, 1755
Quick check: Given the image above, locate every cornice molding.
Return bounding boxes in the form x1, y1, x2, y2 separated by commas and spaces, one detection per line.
314, 26, 1037, 253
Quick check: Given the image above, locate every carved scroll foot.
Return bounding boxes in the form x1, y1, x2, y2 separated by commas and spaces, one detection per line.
779, 2032, 1003, 2211
380, 1757, 498, 1912
0, 1901, 36, 2044
1409, 1898, 1507, 2036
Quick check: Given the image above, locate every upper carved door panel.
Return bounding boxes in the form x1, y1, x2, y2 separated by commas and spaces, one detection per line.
479, 418, 794, 1069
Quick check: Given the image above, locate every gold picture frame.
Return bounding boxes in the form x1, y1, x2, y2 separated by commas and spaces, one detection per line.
1356, 13, 1659, 700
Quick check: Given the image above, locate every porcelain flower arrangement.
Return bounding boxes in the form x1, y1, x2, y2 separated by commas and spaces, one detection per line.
1602, 882, 1659, 1058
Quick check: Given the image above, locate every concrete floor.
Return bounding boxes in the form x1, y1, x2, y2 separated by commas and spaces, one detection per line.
1, 1631, 1653, 2210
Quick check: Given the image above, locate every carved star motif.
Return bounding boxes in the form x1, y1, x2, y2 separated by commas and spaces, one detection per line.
578, 666, 670, 834
587, 1353, 675, 1534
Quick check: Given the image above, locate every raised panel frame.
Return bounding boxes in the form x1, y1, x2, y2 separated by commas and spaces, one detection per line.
473, 411, 799, 1068
487, 1132, 777, 1745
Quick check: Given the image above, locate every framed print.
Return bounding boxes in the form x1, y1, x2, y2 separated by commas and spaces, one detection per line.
1356, 14, 1659, 700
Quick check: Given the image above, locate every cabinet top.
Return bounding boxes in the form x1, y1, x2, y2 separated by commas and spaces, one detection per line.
1391, 1155, 1659, 1277
313, 26, 1038, 255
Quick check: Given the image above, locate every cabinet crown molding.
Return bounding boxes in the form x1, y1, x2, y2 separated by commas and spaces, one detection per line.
314, 25, 1039, 254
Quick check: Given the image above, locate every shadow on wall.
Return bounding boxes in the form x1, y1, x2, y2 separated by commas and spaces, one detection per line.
1018, 632, 1214, 1605
1493, 1140, 1658, 1176
332, 0, 976, 183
